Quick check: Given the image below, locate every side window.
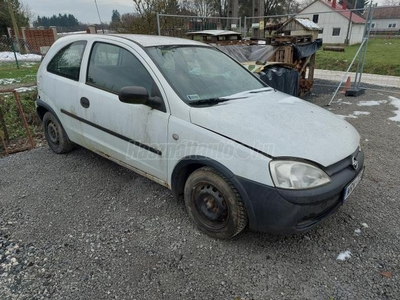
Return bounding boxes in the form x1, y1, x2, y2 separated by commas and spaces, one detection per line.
86, 42, 155, 95
47, 41, 87, 81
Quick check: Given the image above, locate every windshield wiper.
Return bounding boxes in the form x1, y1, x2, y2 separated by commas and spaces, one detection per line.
189, 98, 230, 106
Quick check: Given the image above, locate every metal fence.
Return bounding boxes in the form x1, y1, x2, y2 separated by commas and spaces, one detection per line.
0, 36, 36, 54
0, 87, 39, 157
0, 36, 43, 68
158, 6, 400, 100
246, 6, 400, 99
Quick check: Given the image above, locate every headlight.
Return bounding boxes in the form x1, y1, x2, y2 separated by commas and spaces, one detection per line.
269, 160, 331, 189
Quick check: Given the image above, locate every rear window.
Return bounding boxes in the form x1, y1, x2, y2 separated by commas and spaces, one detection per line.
47, 41, 87, 81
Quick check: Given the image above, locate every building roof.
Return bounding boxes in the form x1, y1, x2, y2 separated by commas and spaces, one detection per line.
300, 0, 366, 24
295, 18, 322, 30
368, 6, 400, 19
275, 18, 321, 33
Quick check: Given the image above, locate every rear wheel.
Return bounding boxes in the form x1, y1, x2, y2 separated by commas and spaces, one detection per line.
43, 112, 73, 154
184, 167, 247, 239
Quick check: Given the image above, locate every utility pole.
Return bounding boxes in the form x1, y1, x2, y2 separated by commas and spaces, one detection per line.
94, 0, 105, 34
7, 0, 22, 51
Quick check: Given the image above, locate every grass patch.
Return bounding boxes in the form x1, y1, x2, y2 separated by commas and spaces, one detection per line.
315, 37, 400, 76
0, 62, 39, 85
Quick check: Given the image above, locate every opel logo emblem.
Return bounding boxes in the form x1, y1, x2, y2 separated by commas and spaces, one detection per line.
352, 156, 359, 170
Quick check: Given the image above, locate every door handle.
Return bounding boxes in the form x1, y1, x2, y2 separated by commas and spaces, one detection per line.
80, 97, 90, 108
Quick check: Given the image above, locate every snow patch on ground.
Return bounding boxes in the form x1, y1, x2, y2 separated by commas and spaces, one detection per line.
337, 250, 352, 261
0, 51, 41, 62
357, 100, 387, 106
336, 111, 370, 119
353, 111, 370, 116
22, 62, 37, 68
332, 99, 352, 105
388, 96, 400, 122
0, 78, 21, 85
14, 86, 37, 93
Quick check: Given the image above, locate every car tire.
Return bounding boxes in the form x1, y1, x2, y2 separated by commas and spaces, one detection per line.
184, 167, 248, 239
43, 112, 74, 154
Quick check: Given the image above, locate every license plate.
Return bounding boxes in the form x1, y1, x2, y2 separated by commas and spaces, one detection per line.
343, 168, 364, 202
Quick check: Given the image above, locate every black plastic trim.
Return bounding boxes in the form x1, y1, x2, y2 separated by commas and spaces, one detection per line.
236, 167, 363, 234
60, 109, 162, 156
36, 98, 60, 122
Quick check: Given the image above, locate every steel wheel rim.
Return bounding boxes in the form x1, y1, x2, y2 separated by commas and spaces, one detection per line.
47, 121, 59, 145
193, 183, 229, 230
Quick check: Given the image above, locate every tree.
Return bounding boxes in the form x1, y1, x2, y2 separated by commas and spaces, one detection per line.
192, 0, 214, 16
129, 0, 181, 34
110, 9, 121, 30
264, 0, 287, 16
111, 9, 121, 23
0, 0, 29, 36
33, 13, 81, 31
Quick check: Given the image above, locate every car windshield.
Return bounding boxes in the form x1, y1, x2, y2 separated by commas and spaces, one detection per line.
146, 45, 266, 104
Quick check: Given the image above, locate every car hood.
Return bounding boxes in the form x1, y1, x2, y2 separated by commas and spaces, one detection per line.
189, 91, 360, 167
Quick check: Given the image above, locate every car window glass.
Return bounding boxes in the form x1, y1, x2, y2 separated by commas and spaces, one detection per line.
87, 42, 156, 95
147, 46, 265, 102
47, 41, 87, 81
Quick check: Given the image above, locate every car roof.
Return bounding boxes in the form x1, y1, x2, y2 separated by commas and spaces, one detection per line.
107, 34, 208, 47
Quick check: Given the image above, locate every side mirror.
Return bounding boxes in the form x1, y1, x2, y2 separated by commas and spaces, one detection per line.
118, 85, 165, 111
119, 86, 148, 104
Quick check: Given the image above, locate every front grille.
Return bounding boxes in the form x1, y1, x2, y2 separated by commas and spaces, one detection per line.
324, 148, 363, 177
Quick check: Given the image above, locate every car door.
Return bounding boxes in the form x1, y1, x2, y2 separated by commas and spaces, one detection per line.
65, 39, 169, 184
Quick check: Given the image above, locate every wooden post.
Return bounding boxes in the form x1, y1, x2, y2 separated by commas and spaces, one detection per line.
7, 0, 22, 52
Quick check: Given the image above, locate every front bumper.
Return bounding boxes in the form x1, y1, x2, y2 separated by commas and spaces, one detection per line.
238, 149, 364, 234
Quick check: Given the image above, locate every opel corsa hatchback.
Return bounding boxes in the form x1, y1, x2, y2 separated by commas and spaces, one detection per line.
36, 34, 364, 239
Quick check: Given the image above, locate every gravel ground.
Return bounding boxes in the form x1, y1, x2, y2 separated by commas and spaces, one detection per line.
1, 82, 399, 299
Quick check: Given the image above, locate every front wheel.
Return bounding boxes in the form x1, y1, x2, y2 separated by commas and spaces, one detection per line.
43, 112, 73, 154
184, 167, 248, 239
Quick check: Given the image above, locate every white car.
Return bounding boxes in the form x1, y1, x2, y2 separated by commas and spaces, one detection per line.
36, 34, 364, 239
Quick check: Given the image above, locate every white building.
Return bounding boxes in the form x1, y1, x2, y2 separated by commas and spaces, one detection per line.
368, 6, 400, 35
297, 0, 366, 45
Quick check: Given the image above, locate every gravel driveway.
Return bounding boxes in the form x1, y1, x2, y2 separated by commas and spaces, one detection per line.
1, 83, 399, 299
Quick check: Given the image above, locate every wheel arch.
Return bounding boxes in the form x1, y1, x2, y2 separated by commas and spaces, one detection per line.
170, 155, 256, 228
36, 98, 61, 123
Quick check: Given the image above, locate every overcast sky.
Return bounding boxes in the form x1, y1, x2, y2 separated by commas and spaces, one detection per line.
20, 0, 389, 25
20, 0, 136, 25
